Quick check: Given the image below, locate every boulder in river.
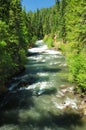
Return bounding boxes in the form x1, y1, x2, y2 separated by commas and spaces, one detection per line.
33, 87, 57, 96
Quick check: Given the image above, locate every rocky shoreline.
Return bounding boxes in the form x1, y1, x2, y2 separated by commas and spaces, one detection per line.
52, 84, 86, 117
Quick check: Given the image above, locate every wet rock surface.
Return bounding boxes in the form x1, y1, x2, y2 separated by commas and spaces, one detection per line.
52, 84, 86, 117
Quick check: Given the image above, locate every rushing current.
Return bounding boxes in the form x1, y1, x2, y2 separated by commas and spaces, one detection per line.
0, 40, 86, 130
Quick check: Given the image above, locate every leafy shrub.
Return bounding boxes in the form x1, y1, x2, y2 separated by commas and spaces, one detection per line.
67, 51, 86, 91
31, 35, 37, 44
29, 35, 38, 47
43, 35, 49, 43
43, 35, 54, 48
59, 43, 66, 54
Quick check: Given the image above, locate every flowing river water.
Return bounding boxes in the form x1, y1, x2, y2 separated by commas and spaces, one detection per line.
0, 40, 86, 130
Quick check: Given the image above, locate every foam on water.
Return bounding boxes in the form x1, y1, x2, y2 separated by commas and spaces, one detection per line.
37, 72, 49, 77
53, 97, 78, 110
45, 49, 62, 55
49, 61, 61, 65
28, 41, 62, 56
59, 63, 67, 67
29, 44, 47, 53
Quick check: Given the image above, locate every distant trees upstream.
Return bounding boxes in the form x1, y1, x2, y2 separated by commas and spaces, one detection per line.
0, 0, 86, 93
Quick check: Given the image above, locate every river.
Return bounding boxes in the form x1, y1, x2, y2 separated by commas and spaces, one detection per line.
0, 40, 86, 130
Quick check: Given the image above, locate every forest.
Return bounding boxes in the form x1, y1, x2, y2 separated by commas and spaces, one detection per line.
0, 0, 86, 94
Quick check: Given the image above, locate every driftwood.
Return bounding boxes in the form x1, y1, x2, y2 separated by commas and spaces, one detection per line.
54, 34, 63, 49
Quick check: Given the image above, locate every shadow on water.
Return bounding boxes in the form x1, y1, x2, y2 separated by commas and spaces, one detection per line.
25, 66, 61, 75
0, 90, 34, 125
28, 112, 83, 130
0, 103, 84, 130
0, 87, 84, 130
27, 52, 40, 57
27, 60, 44, 65
10, 73, 49, 90
0, 90, 34, 110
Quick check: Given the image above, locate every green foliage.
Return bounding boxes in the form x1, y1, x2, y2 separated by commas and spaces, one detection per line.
56, 0, 86, 91
67, 52, 86, 89
27, 5, 60, 39
0, 20, 8, 43
47, 37, 54, 48
59, 43, 65, 54
0, 20, 9, 85
0, 0, 31, 90
43, 35, 48, 43
44, 35, 54, 48
31, 36, 38, 45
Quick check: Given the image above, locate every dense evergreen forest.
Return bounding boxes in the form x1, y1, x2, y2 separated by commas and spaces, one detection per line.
0, 0, 37, 92
0, 0, 86, 93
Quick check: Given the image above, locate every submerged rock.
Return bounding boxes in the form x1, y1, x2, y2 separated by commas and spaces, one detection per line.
33, 87, 57, 96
